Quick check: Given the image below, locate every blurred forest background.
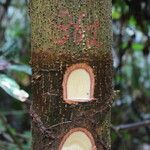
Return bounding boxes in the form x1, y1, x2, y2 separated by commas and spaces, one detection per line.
0, 0, 149, 150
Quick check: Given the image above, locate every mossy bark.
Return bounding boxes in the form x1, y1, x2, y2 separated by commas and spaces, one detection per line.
29, 0, 113, 150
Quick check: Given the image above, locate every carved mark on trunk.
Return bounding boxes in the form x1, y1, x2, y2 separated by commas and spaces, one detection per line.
54, 9, 100, 48
63, 63, 95, 104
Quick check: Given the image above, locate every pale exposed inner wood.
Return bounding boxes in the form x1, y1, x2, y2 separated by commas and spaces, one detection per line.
61, 131, 93, 150
67, 69, 91, 101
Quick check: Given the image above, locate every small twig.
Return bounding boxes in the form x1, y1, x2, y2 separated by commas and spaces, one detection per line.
0, 112, 24, 150
30, 109, 54, 138
48, 121, 72, 130
113, 120, 150, 131
30, 109, 72, 139
131, 101, 150, 136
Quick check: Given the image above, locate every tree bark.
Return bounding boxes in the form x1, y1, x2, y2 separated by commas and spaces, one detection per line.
29, 0, 113, 150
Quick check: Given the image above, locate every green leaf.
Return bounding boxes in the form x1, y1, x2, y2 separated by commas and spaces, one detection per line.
112, 7, 122, 19
0, 74, 29, 102
128, 16, 137, 27
23, 131, 32, 138
121, 42, 128, 49
8, 64, 32, 75
0, 120, 5, 132
132, 43, 144, 51
22, 131, 32, 150
123, 131, 132, 141
111, 132, 118, 141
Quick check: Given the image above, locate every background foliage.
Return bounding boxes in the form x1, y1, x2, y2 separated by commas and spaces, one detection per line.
0, 0, 149, 150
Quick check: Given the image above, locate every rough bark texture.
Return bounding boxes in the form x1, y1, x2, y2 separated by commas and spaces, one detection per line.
29, 0, 113, 150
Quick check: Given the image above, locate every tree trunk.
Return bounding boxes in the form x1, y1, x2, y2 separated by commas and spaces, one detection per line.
29, 0, 113, 150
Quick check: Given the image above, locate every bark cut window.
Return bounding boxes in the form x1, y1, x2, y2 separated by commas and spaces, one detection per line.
59, 128, 96, 150
63, 63, 95, 104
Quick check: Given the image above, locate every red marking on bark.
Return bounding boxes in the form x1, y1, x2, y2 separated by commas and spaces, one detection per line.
54, 9, 100, 48
86, 21, 100, 48
55, 10, 72, 45
58, 128, 97, 150
73, 13, 86, 45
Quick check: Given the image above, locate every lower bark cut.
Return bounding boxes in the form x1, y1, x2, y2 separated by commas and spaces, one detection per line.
59, 128, 97, 150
